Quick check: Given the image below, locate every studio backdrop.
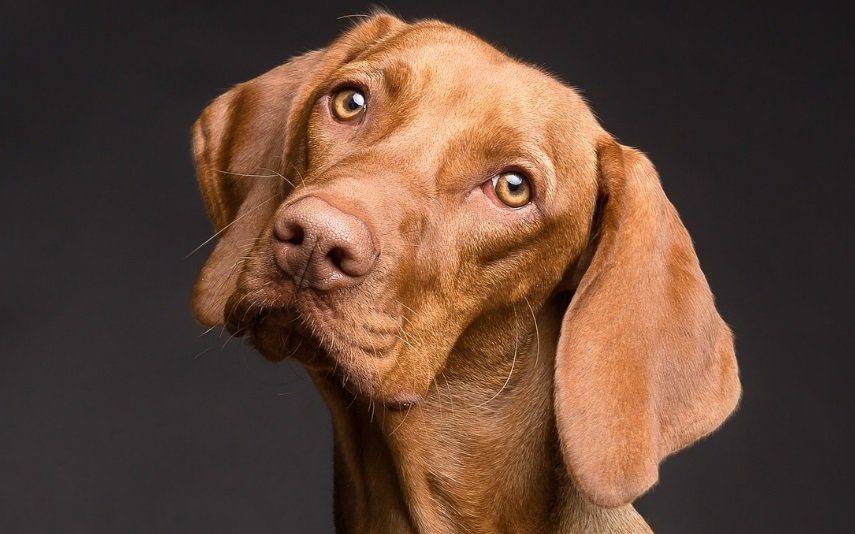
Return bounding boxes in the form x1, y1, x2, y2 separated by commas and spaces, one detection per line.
2, 2, 852, 533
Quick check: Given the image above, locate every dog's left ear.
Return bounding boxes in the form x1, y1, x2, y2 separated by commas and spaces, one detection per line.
554, 138, 741, 508
190, 14, 406, 326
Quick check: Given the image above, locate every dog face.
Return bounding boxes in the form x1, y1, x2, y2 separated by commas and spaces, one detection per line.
194, 17, 600, 403
191, 14, 739, 508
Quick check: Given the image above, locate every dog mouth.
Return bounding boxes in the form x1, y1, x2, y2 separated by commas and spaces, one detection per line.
226, 291, 401, 352
223, 287, 416, 407
223, 290, 324, 363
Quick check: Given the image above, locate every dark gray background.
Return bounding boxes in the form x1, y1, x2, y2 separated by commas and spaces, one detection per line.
2, 1, 853, 532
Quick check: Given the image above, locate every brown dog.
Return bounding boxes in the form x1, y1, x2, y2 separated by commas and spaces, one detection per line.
190, 14, 740, 533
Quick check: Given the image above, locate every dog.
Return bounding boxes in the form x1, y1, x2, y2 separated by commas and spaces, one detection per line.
190, 14, 740, 533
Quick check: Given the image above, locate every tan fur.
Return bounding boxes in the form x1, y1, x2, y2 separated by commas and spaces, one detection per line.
190, 14, 740, 532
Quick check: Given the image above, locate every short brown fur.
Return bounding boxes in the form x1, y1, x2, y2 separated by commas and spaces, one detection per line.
190, 14, 740, 533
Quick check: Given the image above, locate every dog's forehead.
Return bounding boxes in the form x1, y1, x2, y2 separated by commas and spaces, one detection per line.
322, 21, 601, 197
352, 22, 560, 109
342, 24, 575, 156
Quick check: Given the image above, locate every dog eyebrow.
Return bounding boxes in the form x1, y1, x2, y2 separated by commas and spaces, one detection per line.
333, 58, 418, 100
437, 126, 556, 195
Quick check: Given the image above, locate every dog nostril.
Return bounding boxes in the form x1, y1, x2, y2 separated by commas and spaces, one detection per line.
327, 247, 346, 271
285, 226, 304, 246
277, 222, 305, 246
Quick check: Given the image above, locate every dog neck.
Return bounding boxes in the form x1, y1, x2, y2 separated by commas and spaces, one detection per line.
309, 296, 650, 533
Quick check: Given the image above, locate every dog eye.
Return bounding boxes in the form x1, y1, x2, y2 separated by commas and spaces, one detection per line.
491, 172, 532, 208
331, 88, 366, 121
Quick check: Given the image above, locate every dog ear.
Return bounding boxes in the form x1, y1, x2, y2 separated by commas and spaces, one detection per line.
554, 138, 741, 508
190, 14, 405, 326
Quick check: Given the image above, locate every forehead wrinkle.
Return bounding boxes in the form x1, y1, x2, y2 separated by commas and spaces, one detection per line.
330, 61, 384, 88
338, 23, 532, 118
352, 21, 510, 83
334, 54, 424, 105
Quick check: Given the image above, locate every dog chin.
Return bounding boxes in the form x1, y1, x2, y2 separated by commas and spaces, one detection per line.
243, 310, 421, 411
244, 308, 322, 364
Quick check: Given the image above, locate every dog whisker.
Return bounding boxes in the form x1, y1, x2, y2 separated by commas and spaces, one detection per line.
444, 374, 455, 418
215, 168, 295, 189
257, 166, 297, 188
221, 329, 241, 349
287, 163, 308, 187
394, 298, 418, 316
523, 296, 540, 367
389, 401, 413, 436
336, 13, 370, 20
474, 305, 519, 409
192, 346, 213, 360
184, 192, 279, 258
198, 325, 218, 337
393, 332, 415, 350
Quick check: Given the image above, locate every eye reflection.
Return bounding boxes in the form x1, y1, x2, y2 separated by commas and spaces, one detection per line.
331, 88, 366, 121
491, 172, 532, 208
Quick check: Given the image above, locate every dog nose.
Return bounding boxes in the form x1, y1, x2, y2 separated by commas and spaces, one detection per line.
272, 196, 377, 290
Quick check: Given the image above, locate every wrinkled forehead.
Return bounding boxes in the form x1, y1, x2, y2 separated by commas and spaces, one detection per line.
331, 22, 598, 178
362, 23, 526, 88
349, 23, 567, 116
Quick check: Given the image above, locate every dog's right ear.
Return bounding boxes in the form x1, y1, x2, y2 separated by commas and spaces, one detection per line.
190, 14, 406, 326
190, 51, 323, 326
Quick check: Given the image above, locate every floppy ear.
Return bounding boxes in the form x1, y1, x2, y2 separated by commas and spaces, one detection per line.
554, 138, 741, 508
191, 52, 320, 326
190, 14, 405, 326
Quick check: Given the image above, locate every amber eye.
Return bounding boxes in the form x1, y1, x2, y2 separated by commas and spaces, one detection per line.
491, 172, 532, 208
331, 88, 366, 121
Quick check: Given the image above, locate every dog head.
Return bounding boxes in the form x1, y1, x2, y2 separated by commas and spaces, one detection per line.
190, 14, 740, 508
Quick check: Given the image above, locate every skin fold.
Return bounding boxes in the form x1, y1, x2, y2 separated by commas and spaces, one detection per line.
190, 13, 740, 533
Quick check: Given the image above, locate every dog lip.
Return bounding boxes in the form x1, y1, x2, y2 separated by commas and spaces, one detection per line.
224, 306, 267, 338
334, 369, 422, 412
223, 290, 280, 338
382, 392, 422, 411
